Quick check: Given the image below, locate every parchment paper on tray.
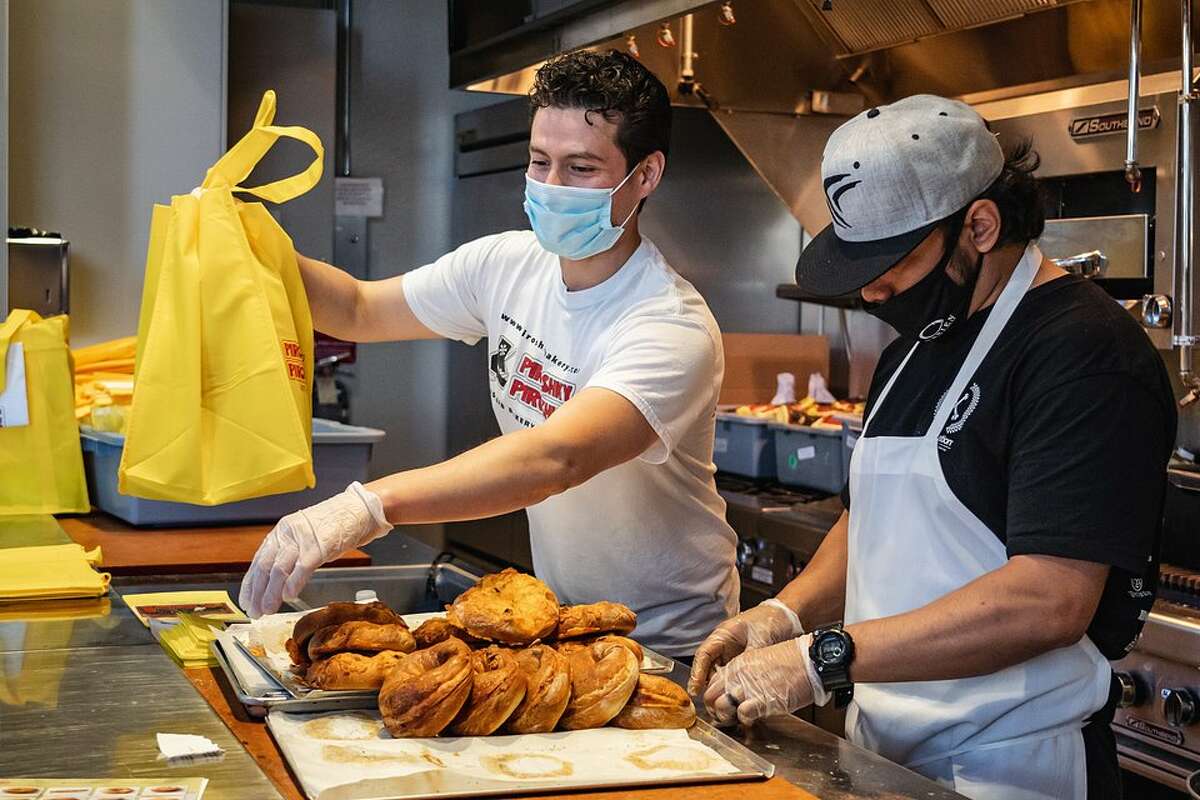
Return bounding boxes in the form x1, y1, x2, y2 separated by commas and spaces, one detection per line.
268, 709, 758, 800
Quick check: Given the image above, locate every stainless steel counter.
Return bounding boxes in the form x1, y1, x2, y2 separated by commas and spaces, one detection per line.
0, 642, 281, 798
0, 533, 963, 799
658, 662, 965, 800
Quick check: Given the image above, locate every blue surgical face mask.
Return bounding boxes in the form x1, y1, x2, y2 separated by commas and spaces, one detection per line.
523, 163, 641, 260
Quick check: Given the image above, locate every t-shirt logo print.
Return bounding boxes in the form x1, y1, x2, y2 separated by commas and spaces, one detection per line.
937, 382, 981, 451
823, 172, 862, 229
507, 353, 577, 419
919, 315, 957, 341
945, 383, 981, 434
490, 337, 513, 388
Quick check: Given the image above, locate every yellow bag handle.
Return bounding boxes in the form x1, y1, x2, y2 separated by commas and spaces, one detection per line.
0, 309, 40, 392
201, 90, 324, 204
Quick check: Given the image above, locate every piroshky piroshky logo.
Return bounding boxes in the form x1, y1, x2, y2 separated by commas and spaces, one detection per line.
506, 353, 576, 419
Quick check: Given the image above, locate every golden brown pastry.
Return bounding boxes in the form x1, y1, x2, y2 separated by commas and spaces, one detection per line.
379, 638, 473, 737
555, 601, 637, 639
287, 601, 405, 667
446, 568, 559, 646
612, 674, 696, 730
507, 644, 571, 734
448, 647, 527, 736
411, 617, 487, 649
560, 639, 639, 730
555, 634, 643, 663
594, 635, 643, 663
307, 621, 417, 660
304, 650, 409, 690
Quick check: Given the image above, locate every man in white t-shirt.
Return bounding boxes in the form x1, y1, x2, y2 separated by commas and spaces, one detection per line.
239, 49, 739, 657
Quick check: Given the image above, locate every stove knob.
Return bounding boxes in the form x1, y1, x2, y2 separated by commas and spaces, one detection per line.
1163, 688, 1198, 727
1115, 672, 1145, 708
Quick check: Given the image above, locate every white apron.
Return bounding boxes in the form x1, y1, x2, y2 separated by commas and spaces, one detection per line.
843, 243, 1111, 800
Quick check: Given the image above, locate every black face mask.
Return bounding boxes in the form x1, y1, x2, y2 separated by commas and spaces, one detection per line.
864, 216, 981, 341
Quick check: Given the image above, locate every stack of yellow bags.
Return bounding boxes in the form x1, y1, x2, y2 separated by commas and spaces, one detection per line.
157, 613, 225, 668
0, 543, 110, 601
73, 336, 135, 433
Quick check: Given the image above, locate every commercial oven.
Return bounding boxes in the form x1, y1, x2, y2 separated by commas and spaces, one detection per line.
987, 89, 1177, 340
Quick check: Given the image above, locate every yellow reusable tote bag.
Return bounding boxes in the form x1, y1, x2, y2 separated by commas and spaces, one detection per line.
119, 90, 319, 505
0, 309, 90, 515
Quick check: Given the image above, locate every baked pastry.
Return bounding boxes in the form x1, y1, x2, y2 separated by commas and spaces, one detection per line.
448, 646, 527, 736
560, 639, 639, 730
507, 644, 571, 734
304, 650, 409, 690
286, 601, 405, 666
307, 621, 416, 660
612, 674, 696, 730
379, 638, 473, 737
594, 635, 643, 662
412, 617, 486, 649
555, 601, 637, 639
446, 568, 559, 645
555, 634, 643, 663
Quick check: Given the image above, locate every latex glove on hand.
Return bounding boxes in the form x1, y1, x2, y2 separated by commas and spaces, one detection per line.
703, 635, 818, 728
687, 598, 803, 697
238, 481, 392, 618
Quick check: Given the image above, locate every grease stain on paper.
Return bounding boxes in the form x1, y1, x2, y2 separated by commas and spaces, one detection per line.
626, 744, 716, 772
481, 753, 574, 779
303, 712, 385, 741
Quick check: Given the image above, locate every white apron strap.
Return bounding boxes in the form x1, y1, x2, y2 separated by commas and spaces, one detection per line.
863, 340, 920, 434
925, 243, 1042, 439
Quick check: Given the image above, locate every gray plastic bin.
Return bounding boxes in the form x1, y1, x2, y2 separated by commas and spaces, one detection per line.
80, 418, 385, 526
770, 422, 845, 493
714, 413, 776, 479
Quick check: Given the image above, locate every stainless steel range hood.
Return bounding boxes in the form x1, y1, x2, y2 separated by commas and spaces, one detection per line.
453, 0, 1186, 236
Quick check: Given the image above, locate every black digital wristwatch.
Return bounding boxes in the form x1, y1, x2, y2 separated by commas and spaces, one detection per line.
809, 625, 855, 708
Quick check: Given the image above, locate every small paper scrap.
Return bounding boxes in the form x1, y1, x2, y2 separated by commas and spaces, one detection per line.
157, 732, 224, 761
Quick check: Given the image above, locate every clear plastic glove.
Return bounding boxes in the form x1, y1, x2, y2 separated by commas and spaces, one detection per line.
687, 598, 803, 697
702, 635, 817, 727
238, 481, 392, 618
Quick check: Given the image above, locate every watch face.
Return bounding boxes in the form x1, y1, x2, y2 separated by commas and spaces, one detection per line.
819, 635, 846, 662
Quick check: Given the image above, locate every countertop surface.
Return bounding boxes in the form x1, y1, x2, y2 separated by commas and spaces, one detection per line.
0, 530, 963, 799
55, 512, 372, 575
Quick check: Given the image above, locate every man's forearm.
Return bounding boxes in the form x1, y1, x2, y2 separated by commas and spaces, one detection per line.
774, 512, 849, 631
296, 252, 367, 341
365, 426, 581, 525
847, 555, 1108, 684
365, 388, 657, 525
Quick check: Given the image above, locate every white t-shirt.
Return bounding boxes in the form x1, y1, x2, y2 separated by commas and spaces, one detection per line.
403, 230, 739, 656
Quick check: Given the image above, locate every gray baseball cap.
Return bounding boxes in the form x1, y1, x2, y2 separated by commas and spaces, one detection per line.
795, 94, 1005, 298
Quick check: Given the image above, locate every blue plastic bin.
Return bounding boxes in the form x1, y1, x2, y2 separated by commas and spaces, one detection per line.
769, 422, 845, 493
80, 418, 385, 526
713, 413, 777, 479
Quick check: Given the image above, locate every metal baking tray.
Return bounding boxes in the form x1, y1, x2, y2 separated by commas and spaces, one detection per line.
212, 632, 380, 715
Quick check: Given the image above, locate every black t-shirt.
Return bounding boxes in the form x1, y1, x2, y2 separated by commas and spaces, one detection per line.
844, 274, 1177, 659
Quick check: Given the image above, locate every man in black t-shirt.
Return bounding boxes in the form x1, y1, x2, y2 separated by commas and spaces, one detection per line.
688, 95, 1176, 800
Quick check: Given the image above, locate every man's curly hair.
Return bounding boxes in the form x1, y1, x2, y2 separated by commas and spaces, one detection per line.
529, 49, 672, 171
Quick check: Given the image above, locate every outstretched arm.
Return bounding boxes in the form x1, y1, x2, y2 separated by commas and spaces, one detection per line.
295, 252, 439, 343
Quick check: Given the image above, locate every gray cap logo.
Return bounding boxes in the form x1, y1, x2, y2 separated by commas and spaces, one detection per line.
820, 95, 1004, 243
823, 173, 862, 230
